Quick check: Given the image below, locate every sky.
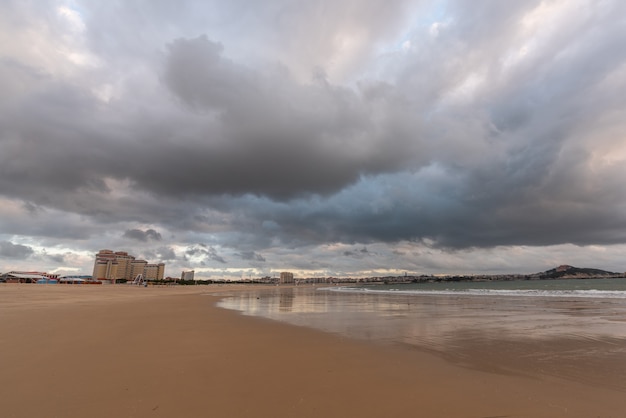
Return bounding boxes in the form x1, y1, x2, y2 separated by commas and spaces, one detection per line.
1, 0, 626, 279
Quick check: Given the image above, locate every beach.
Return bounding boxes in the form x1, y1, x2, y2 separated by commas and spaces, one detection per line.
1, 284, 624, 417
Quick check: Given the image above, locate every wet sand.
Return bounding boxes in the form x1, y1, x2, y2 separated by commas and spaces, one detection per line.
219, 287, 626, 392
0, 284, 624, 417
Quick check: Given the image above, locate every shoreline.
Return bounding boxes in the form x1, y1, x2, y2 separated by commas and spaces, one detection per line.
220, 285, 626, 393
1, 285, 624, 417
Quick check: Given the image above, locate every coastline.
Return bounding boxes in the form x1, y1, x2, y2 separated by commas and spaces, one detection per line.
218, 284, 626, 392
0, 284, 624, 417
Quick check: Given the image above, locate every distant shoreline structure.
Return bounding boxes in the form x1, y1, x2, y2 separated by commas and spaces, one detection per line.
165, 264, 626, 286
1, 264, 624, 285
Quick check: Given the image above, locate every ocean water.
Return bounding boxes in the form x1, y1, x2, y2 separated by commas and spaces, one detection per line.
334, 277, 626, 298
217, 278, 626, 388
217, 278, 626, 338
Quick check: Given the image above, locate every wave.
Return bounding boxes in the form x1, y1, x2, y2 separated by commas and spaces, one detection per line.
319, 287, 626, 299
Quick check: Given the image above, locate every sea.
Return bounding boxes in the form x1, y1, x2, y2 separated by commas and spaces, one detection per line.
218, 277, 626, 339
217, 278, 626, 389
340, 276, 626, 297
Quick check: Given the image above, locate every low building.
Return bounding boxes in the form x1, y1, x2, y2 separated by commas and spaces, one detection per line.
2, 272, 49, 283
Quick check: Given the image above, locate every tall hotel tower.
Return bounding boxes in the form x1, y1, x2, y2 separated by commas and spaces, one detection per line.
92, 250, 165, 282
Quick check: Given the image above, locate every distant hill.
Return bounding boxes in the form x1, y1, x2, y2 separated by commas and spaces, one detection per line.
533, 265, 621, 279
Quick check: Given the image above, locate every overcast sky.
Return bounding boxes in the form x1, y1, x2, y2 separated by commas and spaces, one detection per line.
1, 0, 626, 279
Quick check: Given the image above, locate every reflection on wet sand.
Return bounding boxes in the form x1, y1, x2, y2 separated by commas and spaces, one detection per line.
218, 287, 626, 391
279, 288, 294, 311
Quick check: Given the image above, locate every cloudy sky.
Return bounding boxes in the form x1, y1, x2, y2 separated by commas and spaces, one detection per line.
1, 0, 626, 279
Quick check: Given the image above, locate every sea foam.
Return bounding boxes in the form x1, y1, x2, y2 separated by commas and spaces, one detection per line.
321, 286, 626, 299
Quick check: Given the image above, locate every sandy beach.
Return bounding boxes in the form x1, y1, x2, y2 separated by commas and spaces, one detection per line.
1, 284, 624, 418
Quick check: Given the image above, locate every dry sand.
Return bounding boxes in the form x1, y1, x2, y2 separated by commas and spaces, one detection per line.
0, 284, 624, 417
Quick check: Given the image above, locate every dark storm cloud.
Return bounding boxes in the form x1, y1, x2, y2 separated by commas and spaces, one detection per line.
0, 204, 97, 241
140, 34, 416, 199
343, 247, 371, 259
209, 151, 626, 250
0, 33, 414, 204
0, 241, 34, 259
237, 251, 266, 262
123, 229, 162, 242
142, 245, 177, 262
0, 82, 122, 202
185, 244, 227, 264
156, 246, 177, 261
45, 253, 66, 264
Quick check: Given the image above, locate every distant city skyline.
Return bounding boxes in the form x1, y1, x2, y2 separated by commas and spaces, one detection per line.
1, 1, 626, 279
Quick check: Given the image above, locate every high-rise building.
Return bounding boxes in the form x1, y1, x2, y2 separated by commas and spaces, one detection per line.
92, 250, 165, 282
92, 250, 119, 281
113, 251, 135, 281
181, 270, 195, 281
144, 263, 165, 280
279, 272, 294, 284
130, 259, 148, 280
